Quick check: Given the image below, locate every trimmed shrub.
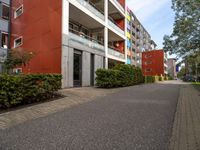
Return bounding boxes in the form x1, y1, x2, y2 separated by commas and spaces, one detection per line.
96, 64, 144, 88
159, 76, 162, 81
145, 76, 155, 83
0, 74, 62, 108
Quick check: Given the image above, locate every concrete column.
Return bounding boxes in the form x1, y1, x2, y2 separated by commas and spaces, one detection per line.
82, 51, 91, 86
61, 0, 70, 88
94, 55, 103, 84
104, 27, 108, 69
104, 0, 109, 69
124, 5, 128, 64
62, 46, 74, 88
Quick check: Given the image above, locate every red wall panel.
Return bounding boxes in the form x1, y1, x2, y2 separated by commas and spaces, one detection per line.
118, 0, 125, 8
142, 50, 164, 76
11, 0, 62, 74
115, 19, 125, 30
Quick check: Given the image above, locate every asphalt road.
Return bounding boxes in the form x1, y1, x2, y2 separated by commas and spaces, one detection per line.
0, 82, 180, 150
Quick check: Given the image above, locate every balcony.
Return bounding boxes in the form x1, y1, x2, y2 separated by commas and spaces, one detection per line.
69, 29, 104, 51
108, 47, 125, 59
108, 19, 124, 35
112, 0, 125, 13
75, 0, 104, 20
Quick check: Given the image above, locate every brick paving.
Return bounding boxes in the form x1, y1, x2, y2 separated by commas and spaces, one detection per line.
0, 87, 118, 130
169, 84, 200, 150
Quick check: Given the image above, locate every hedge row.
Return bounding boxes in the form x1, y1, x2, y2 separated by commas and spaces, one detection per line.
145, 76, 155, 83
0, 74, 62, 108
96, 64, 144, 88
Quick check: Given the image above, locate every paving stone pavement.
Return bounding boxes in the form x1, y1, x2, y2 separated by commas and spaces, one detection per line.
0, 87, 118, 130
169, 84, 200, 150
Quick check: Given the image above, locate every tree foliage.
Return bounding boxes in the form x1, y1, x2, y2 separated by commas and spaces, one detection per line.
163, 0, 200, 56
4, 48, 35, 71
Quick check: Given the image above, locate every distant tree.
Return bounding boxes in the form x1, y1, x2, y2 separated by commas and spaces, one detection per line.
163, 0, 200, 56
177, 67, 186, 78
4, 48, 35, 71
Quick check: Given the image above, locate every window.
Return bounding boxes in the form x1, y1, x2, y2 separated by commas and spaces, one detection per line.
1, 32, 8, 49
14, 37, 23, 48
1, 3, 10, 20
145, 54, 152, 58
145, 61, 152, 65
14, 5, 23, 18
145, 68, 152, 72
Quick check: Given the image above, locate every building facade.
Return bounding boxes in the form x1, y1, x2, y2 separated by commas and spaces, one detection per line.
10, 0, 126, 88
126, 7, 157, 67
142, 49, 168, 76
167, 58, 177, 78
0, 0, 10, 72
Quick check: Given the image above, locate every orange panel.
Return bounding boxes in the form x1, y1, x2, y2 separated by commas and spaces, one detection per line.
142, 50, 164, 76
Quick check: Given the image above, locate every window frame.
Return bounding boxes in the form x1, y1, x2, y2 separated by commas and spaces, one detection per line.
0, 31, 9, 49
14, 5, 23, 19
14, 36, 23, 48
1, 3, 10, 20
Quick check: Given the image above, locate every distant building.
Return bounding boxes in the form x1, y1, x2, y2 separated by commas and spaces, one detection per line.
167, 58, 177, 78
126, 7, 157, 67
0, 0, 10, 72
142, 49, 168, 76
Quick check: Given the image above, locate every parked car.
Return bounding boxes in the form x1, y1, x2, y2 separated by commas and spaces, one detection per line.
183, 75, 196, 82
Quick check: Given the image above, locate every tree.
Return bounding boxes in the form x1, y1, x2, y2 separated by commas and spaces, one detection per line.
177, 67, 186, 78
163, 0, 200, 57
4, 48, 35, 71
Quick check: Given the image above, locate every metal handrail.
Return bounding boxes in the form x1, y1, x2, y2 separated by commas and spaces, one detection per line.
69, 28, 104, 45
108, 45, 124, 54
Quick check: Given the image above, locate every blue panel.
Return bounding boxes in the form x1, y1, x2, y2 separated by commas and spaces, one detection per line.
127, 58, 131, 64
127, 40, 131, 48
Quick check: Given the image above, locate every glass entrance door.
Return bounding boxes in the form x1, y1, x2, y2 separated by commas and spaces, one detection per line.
73, 51, 82, 87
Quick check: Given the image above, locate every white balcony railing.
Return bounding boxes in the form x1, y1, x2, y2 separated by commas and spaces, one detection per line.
108, 19, 124, 35
76, 0, 104, 20
69, 32, 104, 51
108, 47, 125, 59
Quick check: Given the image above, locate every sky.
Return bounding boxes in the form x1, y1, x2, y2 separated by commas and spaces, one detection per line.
127, 0, 175, 50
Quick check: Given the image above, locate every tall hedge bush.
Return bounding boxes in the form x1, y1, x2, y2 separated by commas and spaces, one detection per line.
96, 64, 144, 88
145, 76, 155, 83
0, 74, 62, 108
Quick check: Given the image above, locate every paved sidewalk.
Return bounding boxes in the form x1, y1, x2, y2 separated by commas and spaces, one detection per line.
169, 84, 200, 150
0, 87, 117, 130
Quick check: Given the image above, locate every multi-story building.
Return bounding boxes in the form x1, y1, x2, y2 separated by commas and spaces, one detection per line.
126, 7, 157, 67
167, 58, 177, 79
142, 49, 168, 76
10, 0, 126, 88
0, 0, 10, 72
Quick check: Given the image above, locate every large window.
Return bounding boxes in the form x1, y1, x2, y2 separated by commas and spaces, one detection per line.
1, 3, 10, 20
1, 32, 8, 49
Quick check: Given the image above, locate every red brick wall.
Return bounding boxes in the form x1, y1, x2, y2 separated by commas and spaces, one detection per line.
11, 0, 62, 73
142, 50, 164, 76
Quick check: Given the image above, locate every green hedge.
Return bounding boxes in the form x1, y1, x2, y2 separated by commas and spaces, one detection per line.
145, 76, 155, 83
96, 64, 144, 88
0, 74, 62, 108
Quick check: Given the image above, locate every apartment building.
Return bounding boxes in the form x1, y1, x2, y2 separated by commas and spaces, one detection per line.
10, 0, 126, 88
0, 0, 10, 72
142, 49, 168, 76
167, 58, 177, 78
126, 7, 157, 67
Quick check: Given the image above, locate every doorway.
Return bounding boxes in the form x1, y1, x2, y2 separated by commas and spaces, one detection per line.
73, 50, 82, 87
90, 54, 95, 86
